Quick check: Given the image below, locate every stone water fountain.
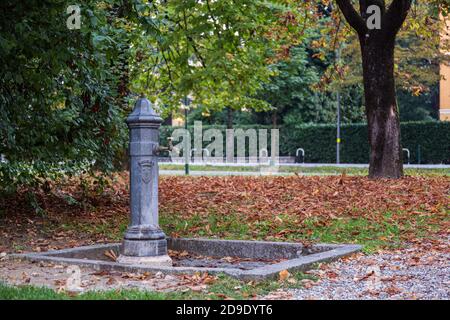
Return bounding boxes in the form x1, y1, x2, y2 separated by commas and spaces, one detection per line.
13, 96, 361, 280
117, 95, 173, 266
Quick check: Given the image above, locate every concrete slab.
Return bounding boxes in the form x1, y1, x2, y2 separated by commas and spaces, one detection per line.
10, 238, 362, 281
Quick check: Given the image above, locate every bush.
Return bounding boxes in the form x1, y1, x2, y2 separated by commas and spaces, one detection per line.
282, 121, 450, 164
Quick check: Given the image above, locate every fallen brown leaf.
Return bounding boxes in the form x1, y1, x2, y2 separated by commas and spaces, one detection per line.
279, 270, 290, 281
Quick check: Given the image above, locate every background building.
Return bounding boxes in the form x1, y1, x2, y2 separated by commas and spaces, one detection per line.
440, 17, 450, 121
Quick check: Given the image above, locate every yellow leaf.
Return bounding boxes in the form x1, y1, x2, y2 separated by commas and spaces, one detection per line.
279, 270, 290, 281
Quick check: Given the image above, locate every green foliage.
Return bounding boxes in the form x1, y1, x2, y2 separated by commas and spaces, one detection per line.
0, 0, 309, 191
129, 0, 307, 114
336, 2, 444, 123
397, 88, 439, 121
400, 121, 450, 164
183, 22, 440, 127
187, 107, 256, 126
0, 1, 131, 192
281, 121, 450, 164
257, 44, 323, 123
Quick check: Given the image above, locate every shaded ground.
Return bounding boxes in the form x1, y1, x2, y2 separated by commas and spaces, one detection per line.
0, 173, 448, 299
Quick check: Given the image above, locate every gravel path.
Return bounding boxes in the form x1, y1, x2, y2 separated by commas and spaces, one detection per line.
290, 237, 449, 300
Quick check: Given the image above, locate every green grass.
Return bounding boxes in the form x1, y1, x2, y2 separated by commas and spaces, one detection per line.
55, 207, 448, 255
159, 164, 450, 176
0, 272, 316, 300
57, 218, 128, 242
159, 209, 448, 254
0, 283, 175, 300
160, 212, 251, 240
301, 215, 402, 254
50, 206, 448, 257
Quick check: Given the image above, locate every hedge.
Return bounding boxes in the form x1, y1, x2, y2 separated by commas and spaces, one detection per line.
160, 121, 450, 164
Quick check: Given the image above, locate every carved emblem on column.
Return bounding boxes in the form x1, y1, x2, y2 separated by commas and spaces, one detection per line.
138, 160, 154, 184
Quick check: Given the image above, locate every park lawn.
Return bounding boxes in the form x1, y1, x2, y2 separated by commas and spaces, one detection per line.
1, 173, 448, 255
0, 172, 448, 299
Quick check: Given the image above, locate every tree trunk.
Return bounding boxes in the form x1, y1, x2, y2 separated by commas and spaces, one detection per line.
162, 112, 173, 126
360, 35, 403, 178
335, 0, 412, 179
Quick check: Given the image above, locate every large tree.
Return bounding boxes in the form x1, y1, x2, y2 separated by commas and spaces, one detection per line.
334, 0, 447, 178
0, 0, 308, 192
2, 0, 447, 193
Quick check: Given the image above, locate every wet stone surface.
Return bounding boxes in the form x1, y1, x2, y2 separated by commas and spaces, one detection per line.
169, 250, 283, 270
66, 247, 284, 270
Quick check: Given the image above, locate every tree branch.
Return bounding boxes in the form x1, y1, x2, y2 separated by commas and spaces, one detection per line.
382, 0, 412, 37
359, 0, 386, 17
335, 0, 368, 35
